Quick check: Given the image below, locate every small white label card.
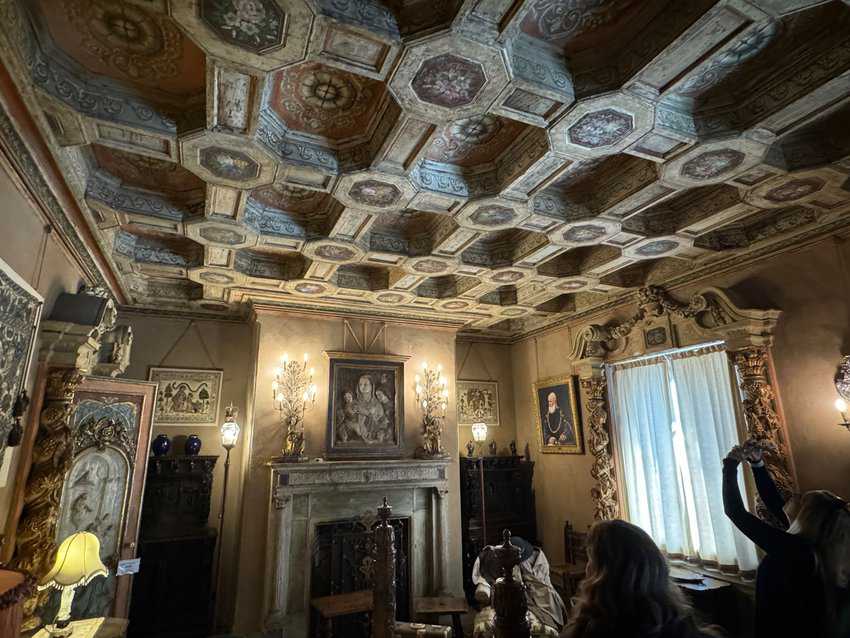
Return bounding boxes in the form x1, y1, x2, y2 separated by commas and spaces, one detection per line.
117, 558, 141, 575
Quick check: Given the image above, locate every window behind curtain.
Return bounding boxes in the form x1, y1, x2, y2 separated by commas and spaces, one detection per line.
608, 345, 758, 573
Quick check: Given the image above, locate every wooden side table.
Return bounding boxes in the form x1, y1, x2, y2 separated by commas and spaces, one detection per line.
414, 596, 469, 638
310, 590, 374, 638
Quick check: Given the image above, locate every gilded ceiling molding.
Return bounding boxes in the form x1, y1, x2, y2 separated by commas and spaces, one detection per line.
571, 285, 792, 525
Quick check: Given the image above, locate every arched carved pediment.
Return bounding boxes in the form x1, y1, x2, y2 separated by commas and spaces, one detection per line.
570, 285, 781, 362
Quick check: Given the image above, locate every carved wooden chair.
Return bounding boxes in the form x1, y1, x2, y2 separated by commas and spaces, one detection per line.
548, 521, 588, 604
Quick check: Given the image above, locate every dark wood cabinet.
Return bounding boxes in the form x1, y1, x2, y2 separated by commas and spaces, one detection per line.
128, 455, 218, 638
459, 456, 536, 601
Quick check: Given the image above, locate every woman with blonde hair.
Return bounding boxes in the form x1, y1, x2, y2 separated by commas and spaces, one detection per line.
561, 519, 719, 638
723, 439, 850, 638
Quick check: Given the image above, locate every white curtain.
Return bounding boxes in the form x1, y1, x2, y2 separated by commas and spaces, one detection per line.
609, 348, 757, 572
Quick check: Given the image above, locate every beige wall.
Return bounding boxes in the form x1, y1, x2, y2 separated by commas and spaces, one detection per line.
509, 236, 850, 565
117, 312, 254, 632
234, 311, 461, 633
455, 341, 516, 455
0, 164, 85, 541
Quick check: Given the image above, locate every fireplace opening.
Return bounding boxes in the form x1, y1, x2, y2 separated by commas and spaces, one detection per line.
310, 516, 411, 637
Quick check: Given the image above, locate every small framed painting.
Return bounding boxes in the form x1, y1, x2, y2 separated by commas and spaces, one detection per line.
325, 351, 407, 459
457, 380, 500, 427
532, 375, 583, 454
148, 367, 223, 426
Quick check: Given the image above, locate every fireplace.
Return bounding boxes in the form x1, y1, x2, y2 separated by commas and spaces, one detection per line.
264, 459, 451, 636
310, 516, 411, 637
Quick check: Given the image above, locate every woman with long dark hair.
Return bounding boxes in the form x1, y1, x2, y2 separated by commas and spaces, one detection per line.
723, 440, 850, 638
561, 519, 719, 638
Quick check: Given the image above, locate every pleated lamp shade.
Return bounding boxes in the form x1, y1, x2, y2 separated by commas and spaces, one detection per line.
38, 532, 108, 591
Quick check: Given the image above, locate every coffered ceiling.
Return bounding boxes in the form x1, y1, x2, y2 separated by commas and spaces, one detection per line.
2, 0, 850, 338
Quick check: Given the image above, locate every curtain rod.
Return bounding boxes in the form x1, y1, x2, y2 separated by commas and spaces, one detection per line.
609, 340, 726, 368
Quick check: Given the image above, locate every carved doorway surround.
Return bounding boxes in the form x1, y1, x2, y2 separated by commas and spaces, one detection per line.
570, 285, 794, 522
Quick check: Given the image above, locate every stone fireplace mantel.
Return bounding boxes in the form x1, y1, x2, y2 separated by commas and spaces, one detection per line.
263, 458, 452, 634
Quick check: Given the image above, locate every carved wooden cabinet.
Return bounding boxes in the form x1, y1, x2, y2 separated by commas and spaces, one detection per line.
45, 376, 156, 622
459, 456, 536, 602
128, 455, 218, 638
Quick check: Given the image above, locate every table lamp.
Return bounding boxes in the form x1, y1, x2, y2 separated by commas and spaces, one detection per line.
37, 532, 108, 637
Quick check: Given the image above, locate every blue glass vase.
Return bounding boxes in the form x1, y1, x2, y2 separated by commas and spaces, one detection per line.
151, 434, 170, 457
184, 434, 202, 456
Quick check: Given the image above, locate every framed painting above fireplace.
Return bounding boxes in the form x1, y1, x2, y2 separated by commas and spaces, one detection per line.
324, 351, 409, 459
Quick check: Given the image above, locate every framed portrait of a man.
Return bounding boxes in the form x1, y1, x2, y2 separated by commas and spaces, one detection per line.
325, 352, 407, 459
532, 375, 583, 454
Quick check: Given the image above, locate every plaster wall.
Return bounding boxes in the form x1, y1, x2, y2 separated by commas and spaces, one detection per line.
455, 341, 517, 455
117, 313, 254, 632
233, 311, 462, 633
0, 163, 84, 541
509, 237, 850, 565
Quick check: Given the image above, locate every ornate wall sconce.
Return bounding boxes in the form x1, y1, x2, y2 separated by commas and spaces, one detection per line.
414, 361, 449, 459
273, 353, 317, 461
834, 355, 850, 432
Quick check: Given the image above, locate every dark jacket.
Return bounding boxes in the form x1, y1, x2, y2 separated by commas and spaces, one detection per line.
722, 459, 836, 638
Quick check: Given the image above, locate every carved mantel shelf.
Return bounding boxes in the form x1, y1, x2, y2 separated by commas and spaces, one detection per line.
264, 458, 452, 636
267, 458, 449, 495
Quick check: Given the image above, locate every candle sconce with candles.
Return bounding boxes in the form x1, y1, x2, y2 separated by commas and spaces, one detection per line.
834, 355, 850, 432
414, 361, 450, 459
273, 352, 317, 461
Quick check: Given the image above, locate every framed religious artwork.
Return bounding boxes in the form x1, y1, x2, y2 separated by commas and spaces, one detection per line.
532, 375, 583, 454
147, 367, 223, 426
456, 380, 500, 427
0, 256, 43, 462
325, 351, 408, 459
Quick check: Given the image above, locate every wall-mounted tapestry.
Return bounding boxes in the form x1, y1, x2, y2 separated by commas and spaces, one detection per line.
532, 375, 583, 454
0, 256, 43, 458
456, 380, 500, 427
325, 352, 406, 459
148, 367, 223, 426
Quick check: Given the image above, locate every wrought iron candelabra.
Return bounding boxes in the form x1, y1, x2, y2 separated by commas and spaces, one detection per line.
414, 362, 449, 458
273, 353, 317, 461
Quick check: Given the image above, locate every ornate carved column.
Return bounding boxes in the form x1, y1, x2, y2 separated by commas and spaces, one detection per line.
372, 498, 396, 638
730, 346, 795, 514
575, 354, 619, 522
581, 376, 619, 521
12, 368, 83, 626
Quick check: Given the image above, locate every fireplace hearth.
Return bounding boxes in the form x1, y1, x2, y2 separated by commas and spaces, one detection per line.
264, 459, 451, 636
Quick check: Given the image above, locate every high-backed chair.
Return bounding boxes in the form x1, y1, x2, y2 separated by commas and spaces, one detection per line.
548, 521, 588, 603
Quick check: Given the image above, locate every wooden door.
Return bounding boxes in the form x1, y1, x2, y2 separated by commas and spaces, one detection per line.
43, 376, 156, 621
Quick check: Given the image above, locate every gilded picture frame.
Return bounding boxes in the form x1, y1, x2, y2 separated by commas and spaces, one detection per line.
147, 367, 223, 426
532, 375, 583, 454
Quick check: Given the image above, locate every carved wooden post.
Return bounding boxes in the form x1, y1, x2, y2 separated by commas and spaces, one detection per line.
372, 497, 395, 638
730, 346, 795, 519
575, 354, 619, 521
581, 376, 619, 521
492, 530, 530, 638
